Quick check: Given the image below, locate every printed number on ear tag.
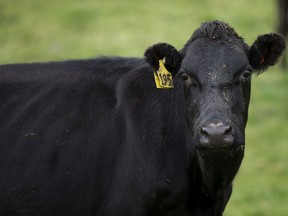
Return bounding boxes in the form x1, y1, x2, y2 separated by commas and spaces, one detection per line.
154, 59, 174, 89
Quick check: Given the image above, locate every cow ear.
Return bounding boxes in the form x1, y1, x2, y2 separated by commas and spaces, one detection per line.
249, 33, 286, 72
144, 43, 182, 76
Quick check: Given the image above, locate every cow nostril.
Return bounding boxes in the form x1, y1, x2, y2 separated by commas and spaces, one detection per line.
200, 127, 209, 136
224, 125, 232, 136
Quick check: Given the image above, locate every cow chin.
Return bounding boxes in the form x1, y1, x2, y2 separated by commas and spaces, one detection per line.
195, 145, 245, 196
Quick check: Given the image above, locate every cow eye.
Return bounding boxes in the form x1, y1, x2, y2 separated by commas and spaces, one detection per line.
181, 73, 189, 81
180, 73, 199, 88
241, 70, 252, 81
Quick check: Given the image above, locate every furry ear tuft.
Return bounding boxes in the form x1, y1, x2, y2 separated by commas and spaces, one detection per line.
249, 33, 286, 72
144, 43, 182, 76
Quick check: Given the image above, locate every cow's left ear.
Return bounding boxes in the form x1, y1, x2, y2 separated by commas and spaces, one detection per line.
249, 33, 286, 72
144, 43, 182, 76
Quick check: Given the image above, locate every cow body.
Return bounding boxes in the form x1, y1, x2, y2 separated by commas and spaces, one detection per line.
0, 21, 285, 216
0, 58, 192, 216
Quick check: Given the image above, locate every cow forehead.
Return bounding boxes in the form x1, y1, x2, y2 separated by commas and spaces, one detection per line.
181, 38, 249, 80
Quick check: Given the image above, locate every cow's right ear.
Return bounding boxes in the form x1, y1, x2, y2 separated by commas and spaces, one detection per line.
144, 43, 182, 76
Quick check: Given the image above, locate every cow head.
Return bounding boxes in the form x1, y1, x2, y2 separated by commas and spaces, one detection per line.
145, 21, 285, 194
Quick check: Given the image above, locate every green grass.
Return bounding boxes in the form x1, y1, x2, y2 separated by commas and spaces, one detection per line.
0, 0, 279, 63
1, 0, 287, 215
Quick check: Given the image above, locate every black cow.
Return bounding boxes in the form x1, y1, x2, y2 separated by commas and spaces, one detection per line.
0, 21, 285, 216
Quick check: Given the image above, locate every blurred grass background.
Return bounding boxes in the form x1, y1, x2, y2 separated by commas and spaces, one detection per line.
0, 0, 287, 215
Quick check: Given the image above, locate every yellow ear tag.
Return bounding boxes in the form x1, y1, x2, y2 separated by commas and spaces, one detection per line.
154, 59, 174, 89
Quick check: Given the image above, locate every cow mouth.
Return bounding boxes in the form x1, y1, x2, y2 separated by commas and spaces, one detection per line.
196, 143, 245, 151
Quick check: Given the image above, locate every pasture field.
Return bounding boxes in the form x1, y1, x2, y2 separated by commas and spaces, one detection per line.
0, 0, 287, 215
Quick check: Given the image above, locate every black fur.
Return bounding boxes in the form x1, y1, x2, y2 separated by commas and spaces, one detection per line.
180, 20, 243, 56
249, 33, 286, 72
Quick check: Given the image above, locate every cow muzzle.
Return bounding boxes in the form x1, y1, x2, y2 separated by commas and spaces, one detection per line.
198, 122, 234, 149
